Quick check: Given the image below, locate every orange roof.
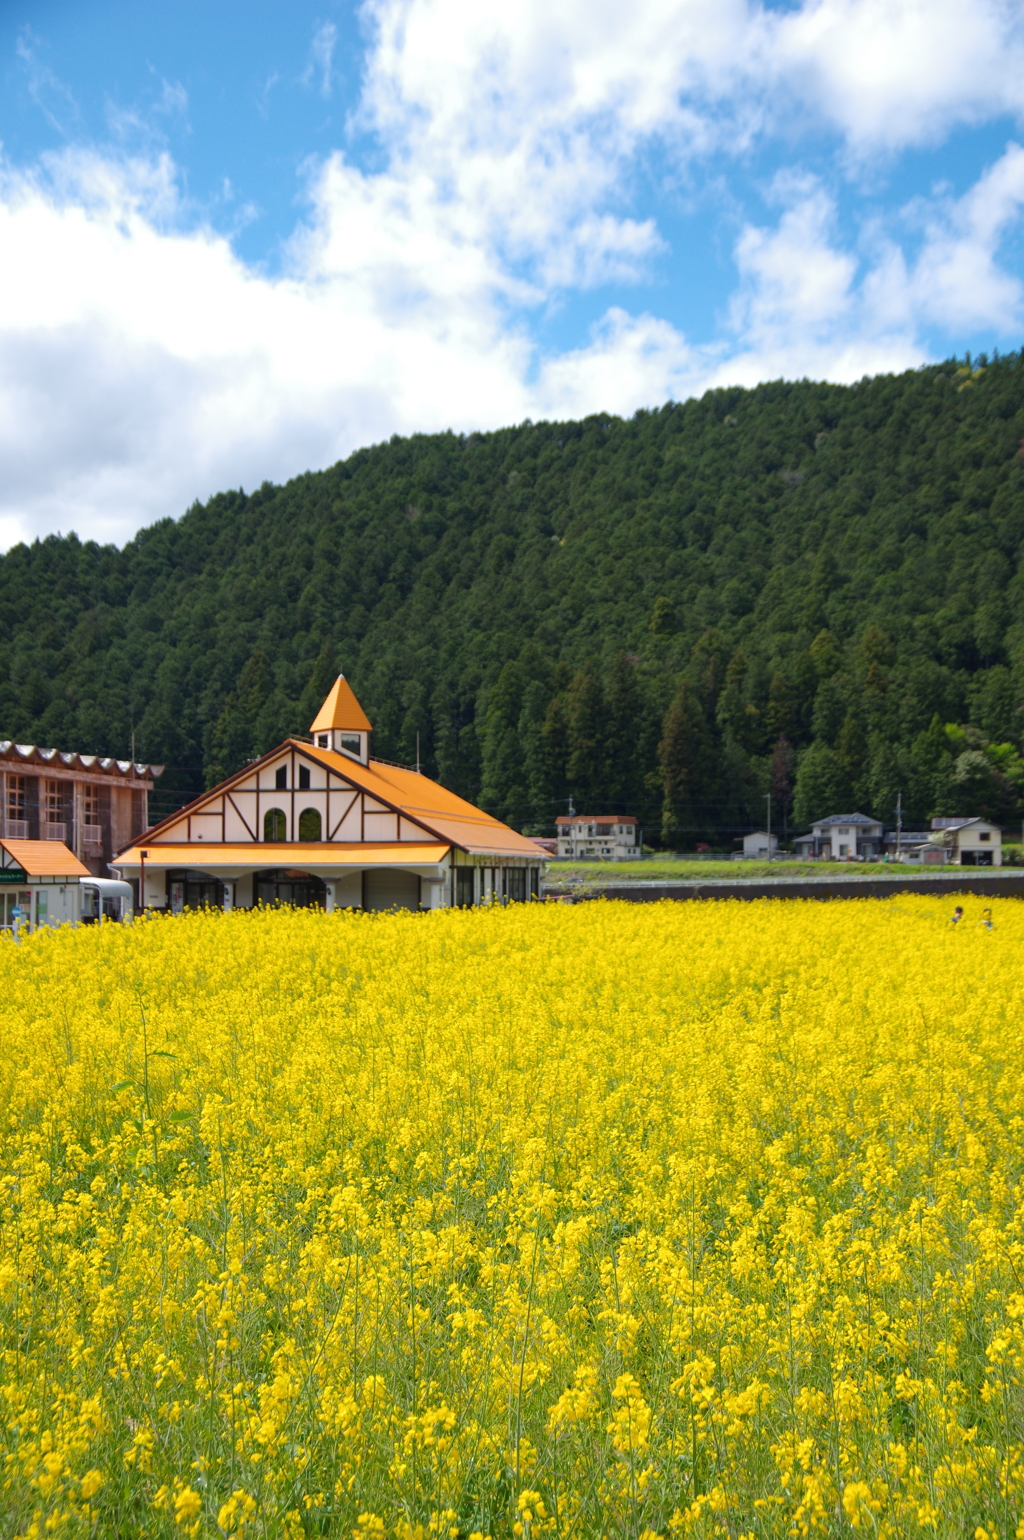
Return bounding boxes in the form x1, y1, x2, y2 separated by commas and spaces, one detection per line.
310, 676, 373, 734
114, 841, 449, 870
0, 838, 90, 877
301, 745, 544, 858
116, 737, 544, 863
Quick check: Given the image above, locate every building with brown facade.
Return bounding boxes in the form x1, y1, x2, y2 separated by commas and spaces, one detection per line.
0, 740, 163, 876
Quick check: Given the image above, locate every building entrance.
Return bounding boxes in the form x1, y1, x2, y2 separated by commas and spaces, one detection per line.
255, 870, 327, 908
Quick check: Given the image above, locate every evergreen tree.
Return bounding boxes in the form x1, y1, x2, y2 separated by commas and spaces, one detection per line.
604, 653, 642, 810
479, 660, 526, 822
566, 665, 605, 810
793, 742, 851, 827
297, 639, 338, 730
659, 680, 714, 847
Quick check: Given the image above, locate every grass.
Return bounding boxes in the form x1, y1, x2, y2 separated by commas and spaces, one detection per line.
543, 857, 970, 882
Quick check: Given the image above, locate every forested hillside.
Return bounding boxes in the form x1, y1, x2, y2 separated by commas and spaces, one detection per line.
2, 354, 1024, 843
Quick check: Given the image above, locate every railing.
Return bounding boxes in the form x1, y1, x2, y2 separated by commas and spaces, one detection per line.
83, 824, 102, 845
42, 822, 67, 841
4, 819, 28, 839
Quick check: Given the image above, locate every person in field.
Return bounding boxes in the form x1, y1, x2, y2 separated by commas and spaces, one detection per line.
978, 907, 993, 931
950, 906, 963, 925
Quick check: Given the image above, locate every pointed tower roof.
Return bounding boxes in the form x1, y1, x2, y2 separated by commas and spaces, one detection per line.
310, 675, 373, 733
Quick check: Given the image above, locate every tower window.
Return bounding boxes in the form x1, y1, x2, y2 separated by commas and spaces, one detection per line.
298, 808, 321, 841
264, 808, 286, 841
299, 765, 311, 790
317, 734, 329, 748
340, 734, 361, 756
275, 766, 287, 790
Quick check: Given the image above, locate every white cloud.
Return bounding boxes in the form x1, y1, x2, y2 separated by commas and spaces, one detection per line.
305, 21, 339, 98
773, 0, 1024, 153
2, 0, 1024, 550
16, 28, 81, 139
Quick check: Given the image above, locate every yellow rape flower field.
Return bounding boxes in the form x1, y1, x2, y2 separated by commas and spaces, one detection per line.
1, 896, 1023, 1539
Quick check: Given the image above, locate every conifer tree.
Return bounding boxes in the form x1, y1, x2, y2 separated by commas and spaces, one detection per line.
659, 680, 714, 847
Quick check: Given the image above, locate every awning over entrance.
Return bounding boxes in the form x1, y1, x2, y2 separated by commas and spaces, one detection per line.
113, 841, 451, 879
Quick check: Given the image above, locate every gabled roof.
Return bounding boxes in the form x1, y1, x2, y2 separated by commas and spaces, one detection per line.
0, 838, 90, 877
302, 744, 541, 856
117, 738, 542, 861
811, 812, 882, 828
931, 816, 996, 830
556, 814, 638, 826
310, 676, 373, 733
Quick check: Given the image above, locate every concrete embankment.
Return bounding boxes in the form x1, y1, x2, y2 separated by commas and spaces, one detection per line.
547, 871, 1024, 903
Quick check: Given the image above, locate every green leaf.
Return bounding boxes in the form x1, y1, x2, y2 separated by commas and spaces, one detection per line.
166, 1110, 196, 1123
149, 1050, 178, 1060
109, 1080, 134, 1093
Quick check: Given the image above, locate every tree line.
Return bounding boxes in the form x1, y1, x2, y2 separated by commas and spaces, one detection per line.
1, 352, 1023, 842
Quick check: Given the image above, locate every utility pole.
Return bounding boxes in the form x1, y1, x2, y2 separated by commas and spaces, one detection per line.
568, 794, 576, 859
415, 732, 420, 774
896, 790, 902, 862
765, 793, 772, 863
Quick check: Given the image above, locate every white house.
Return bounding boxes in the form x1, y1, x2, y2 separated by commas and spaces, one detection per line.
741, 831, 778, 858
925, 816, 1002, 866
792, 813, 884, 860
113, 675, 546, 911
555, 814, 638, 860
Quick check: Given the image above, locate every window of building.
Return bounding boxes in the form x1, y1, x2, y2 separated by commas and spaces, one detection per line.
340, 734, 361, 756
83, 789, 99, 825
7, 775, 26, 818
298, 808, 321, 841
979, 831, 991, 841
455, 867, 474, 907
264, 807, 286, 841
505, 868, 526, 903
5, 775, 28, 836
275, 765, 287, 790
44, 780, 60, 819
317, 734, 329, 748
299, 765, 311, 790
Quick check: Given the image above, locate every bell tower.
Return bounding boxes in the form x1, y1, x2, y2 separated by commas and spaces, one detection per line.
310, 676, 373, 764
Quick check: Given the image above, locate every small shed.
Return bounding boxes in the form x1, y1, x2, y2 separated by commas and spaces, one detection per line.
742, 831, 778, 858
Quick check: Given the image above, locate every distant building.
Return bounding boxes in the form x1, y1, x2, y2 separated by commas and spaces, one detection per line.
792, 813, 884, 860
898, 817, 1003, 866
112, 675, 545, 911
555, 815, 638, 860
0, 739, 162, 876
741, 831, 778, 858
881, 829, 934, 862
530, 837, 558, 856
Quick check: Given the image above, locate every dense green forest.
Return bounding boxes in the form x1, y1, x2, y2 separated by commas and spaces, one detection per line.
2, 354, 1024, 844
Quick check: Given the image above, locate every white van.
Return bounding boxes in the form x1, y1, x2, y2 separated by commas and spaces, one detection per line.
79, 878, 135, 925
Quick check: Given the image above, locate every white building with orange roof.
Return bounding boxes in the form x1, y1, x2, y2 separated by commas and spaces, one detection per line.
113, 675, 546, 912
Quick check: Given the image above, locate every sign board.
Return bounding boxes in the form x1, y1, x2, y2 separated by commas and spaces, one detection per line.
0, 868, 26, 883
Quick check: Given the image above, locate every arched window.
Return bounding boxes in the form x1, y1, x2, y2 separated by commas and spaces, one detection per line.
298, 808, 322, 842
264, 807, 286, 841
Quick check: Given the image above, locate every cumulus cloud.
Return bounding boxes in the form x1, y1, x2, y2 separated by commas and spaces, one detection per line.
1, 0, 1024, 549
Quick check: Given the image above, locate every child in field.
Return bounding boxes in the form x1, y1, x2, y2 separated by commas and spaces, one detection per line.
978, 907, 993, 931
950, 906, 963, 925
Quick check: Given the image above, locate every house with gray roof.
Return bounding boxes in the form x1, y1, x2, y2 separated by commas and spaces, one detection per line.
792, 813, 883, 861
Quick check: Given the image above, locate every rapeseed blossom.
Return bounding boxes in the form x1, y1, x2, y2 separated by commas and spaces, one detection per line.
0, 896, 1022, 1536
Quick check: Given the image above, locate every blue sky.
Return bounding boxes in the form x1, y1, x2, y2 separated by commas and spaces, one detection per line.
1, 0, 1023, 549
